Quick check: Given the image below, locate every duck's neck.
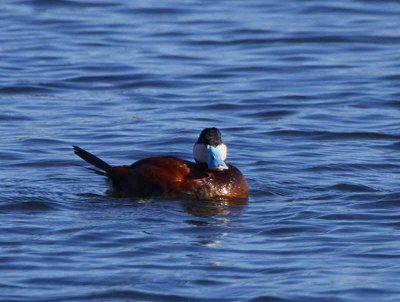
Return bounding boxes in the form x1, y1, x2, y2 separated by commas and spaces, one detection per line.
195, 161, 208, 170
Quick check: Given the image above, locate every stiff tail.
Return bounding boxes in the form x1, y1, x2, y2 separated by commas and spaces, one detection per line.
73, 146, 112, 175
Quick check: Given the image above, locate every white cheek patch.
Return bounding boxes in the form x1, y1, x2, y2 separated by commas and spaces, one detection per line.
220, 143, 227, 161
193, 143, 228, 164
193, 143, 209, 163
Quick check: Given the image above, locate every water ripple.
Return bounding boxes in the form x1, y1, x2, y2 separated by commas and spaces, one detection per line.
0, 199, 57, 212
267, 130, 400, 140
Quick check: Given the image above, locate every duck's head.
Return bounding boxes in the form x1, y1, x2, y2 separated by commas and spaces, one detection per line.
193, 127, 228, 170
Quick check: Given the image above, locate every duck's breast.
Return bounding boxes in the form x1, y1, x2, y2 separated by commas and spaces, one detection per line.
182, 163, 249, 201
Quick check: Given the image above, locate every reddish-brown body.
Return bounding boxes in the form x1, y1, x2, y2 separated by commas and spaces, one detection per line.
108, 156, 249, 202
73, 127, 249, 204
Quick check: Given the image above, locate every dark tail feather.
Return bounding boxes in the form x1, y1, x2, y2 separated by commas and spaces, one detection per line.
73, 146, 112, 174
86, 167, 107, 176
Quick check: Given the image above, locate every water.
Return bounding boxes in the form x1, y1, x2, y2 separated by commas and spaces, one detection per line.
1, 0, 400, 301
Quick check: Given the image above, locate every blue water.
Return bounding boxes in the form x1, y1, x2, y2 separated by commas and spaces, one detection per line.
1, 0, 400, 301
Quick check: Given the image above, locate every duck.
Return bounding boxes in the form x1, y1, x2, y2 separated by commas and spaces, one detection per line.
73, 127, 249, 202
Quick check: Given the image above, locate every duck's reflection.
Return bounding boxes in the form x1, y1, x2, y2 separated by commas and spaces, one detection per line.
183, 198, 247, 218
106, 188, 247, 217
182, 201, 244, 248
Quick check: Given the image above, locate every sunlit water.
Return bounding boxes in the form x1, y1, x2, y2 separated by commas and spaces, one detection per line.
1, 1, 400, 301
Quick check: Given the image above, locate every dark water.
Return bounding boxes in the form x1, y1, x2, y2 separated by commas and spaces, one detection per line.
1, 0, 400, 301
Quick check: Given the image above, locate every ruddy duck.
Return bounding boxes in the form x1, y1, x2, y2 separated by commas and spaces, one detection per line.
73, 127, 248, 201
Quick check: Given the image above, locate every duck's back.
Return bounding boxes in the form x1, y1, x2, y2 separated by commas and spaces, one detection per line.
108, 156, 248, 201
108, 156, 188, 197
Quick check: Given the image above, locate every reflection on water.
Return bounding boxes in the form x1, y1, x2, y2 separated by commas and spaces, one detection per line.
183, 199, 246, 217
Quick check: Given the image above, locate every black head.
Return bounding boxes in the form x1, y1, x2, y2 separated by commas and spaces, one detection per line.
196, 127, 223, 146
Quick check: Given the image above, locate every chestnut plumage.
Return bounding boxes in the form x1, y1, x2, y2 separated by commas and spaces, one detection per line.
73, 128, 248, 202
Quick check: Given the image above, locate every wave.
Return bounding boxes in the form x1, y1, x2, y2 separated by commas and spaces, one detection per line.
266, 130, 400, 140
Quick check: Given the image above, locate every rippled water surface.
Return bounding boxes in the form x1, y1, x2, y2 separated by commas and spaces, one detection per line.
1, 0, 400, 301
